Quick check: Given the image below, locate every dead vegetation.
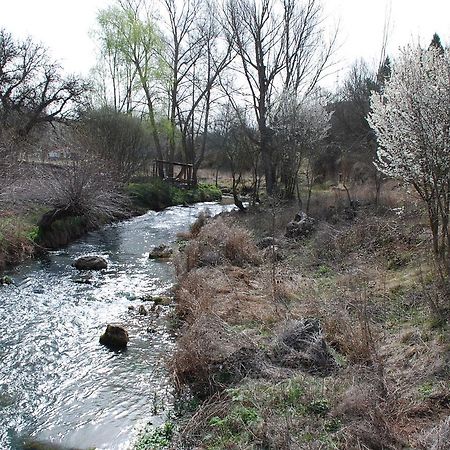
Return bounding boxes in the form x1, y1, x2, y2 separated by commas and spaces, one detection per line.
169, 187, 449, 449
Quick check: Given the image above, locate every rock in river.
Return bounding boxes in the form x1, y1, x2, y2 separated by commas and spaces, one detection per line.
72, 255, 108, 270
138, 304, 148, 315
149, 244, 173, 259
99, 324, 129, 350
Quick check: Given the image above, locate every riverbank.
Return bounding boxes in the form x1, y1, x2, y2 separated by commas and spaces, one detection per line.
1, 201, 236, 450
0, 180, 221, 272
166, 189, 449, 449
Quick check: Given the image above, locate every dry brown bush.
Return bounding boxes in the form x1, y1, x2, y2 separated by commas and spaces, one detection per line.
332, 366, 403, 450
174, 393, 230, 447
322, 307, 379, 366
175, 218, 262, 275
310, 211, 423, 266
176, 211, 211, 242
170, 313, 257, 398
190, 211, 210, 237
174, 268, 216, 320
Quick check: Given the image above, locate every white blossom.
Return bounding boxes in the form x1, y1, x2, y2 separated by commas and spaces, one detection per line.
369, 45, 450, 262
368, 45, 450, 195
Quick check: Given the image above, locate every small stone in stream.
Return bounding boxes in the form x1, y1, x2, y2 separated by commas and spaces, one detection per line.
74, 276, 92, 284
138, 304, 148, 315
73, 255, 107, 271
149, 244, 173, 259
99, 324, 129, 350
152, 296, 172, 306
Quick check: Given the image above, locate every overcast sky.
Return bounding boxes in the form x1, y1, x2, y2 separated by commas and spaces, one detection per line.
1, 0, 449, 85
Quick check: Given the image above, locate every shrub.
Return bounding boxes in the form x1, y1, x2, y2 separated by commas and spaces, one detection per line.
127, 180, 222, 211
127, 178, 173, 210
0, 218, 36, 269
134, 421, 174, 450
174, 218, 262, 275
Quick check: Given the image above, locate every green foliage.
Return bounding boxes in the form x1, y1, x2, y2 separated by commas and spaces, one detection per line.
42, 216, 87, 238
127, 178, 174, 210
134, 421, 174, 450
26, 226, 41, 243
127, 179, 221, 210
199, 379, 341, 449
207, 405, 260, 447
315, 264, 332, 277
418, 381, 434, 399
0, 217, 39, 269
209, 406, 259, 429
97, 4, 165, 78
306, 399, 330, 416
324, 417, 342, 433
0, 275, 13, 285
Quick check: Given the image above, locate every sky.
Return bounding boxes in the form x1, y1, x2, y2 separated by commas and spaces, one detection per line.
0, 0, 449, 85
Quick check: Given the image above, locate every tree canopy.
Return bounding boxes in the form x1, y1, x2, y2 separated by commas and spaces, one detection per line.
369, 45, 450, 264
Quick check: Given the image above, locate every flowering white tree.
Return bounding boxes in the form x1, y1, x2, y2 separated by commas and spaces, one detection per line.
272, 91, 331, 203
368, 45, 450, 266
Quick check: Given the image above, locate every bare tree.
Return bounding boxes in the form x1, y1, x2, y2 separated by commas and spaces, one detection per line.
162, 0, 233, 183
0, 29, 89, 206
271, 91, 331, 204
0, 29, 89, 139
162, 0, 202, 176
36, 128, 129, 231
214, 103, 258, 210
224, 0, 337, 194
91, 29, 137, 113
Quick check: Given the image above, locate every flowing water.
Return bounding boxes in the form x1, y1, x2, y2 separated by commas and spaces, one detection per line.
0, 202, 235, 450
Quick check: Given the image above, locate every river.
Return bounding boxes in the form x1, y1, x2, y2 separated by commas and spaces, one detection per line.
0, 202, 234, 450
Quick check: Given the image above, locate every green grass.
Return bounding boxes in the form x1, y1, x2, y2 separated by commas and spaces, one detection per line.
126, 179, 221, 211
134, 421, 174, 450
197, 377, 341, 449
0, 217, 39, 269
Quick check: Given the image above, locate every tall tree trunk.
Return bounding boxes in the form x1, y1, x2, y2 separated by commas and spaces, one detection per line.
136, 66, 164, 178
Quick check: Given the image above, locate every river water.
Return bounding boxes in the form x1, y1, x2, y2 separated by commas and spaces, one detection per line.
0, 202, 234, 450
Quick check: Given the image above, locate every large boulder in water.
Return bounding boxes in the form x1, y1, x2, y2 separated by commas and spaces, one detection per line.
99, 324, 129, 350
149, 244, 173, 259
73, 255, 107, 271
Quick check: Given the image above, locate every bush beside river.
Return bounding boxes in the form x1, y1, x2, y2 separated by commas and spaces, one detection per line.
0, 180, 222, 271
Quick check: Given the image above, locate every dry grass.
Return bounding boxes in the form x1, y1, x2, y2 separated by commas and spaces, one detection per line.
174, 218, 262, 276
170, 313, 257, 397
420, 417, 450, 450
170, 190, 449, 449
0, 217, 37, 270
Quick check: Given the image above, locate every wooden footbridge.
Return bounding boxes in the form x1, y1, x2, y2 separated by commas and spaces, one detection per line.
152, 159, 193, 187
